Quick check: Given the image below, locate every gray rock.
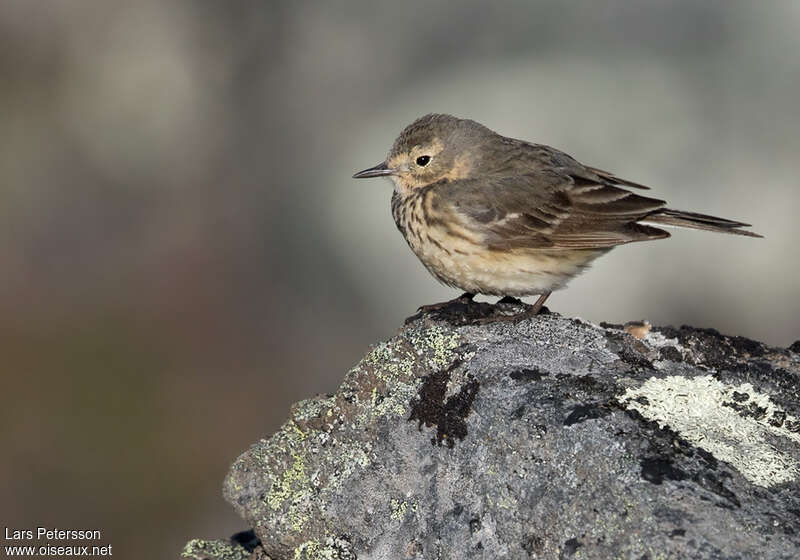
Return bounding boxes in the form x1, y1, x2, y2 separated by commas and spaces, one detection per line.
218, 302, 800, 559
180, 530, 267, 560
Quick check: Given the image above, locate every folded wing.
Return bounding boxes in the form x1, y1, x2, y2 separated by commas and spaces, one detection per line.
441, 169, 670, 251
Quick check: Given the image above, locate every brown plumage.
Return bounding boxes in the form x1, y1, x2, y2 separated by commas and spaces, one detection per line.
354, 114, 761, 318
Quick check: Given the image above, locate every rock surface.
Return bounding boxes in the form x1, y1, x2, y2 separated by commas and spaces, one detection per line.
187, 302, 800, 559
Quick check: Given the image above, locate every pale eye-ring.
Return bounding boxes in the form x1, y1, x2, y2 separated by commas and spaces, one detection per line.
415, 155, 431, 167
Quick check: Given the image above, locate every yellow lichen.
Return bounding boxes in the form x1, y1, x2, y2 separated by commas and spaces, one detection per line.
181, 539, 249, 560
267, 452, 309, 516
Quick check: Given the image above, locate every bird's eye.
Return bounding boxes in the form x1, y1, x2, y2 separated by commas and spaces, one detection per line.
415, 155, 431, 167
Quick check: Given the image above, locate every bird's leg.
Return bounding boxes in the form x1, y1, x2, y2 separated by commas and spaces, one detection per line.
417, 292, 475, 313
526, 291, 551, 316
475, 291, 551, 324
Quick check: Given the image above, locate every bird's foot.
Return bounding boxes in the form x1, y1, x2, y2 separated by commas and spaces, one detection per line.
416, 292, 475, 313
473, 292, 551, 325
405, 293, 477, 325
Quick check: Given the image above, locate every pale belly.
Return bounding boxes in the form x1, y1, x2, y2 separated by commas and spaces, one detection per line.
407, 232, 607, 297
390, 188, 607, 296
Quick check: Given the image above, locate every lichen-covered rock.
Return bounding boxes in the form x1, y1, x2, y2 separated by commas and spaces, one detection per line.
220, 302, 800, 559
181, 537, 253, 560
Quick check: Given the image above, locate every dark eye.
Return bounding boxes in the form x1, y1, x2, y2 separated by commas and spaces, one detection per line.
415, 155, 431, 167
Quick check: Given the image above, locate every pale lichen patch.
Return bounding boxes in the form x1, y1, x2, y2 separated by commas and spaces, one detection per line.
390, 499, 408, 521
267, 453, 308, 509
181, 539, 250, 560
293, 397, 336, 422
642, 330, 681, 351
390, 498, 418, 521
620, 375, 800, 487
292, 536, 356, 560
410, 324, 462, 369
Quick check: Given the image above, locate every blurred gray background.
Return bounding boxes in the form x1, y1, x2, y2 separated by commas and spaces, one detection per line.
1, 1, 798, 557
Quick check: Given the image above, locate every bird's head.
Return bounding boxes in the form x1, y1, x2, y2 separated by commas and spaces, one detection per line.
353, 114, 494, 194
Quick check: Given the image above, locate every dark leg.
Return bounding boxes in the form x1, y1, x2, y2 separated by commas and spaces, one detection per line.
528, 291, 551, 316
475, 291, 552, 324
417, 292, 475, 313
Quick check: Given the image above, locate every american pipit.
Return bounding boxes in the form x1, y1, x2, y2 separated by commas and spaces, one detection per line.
353, 114, 761, 320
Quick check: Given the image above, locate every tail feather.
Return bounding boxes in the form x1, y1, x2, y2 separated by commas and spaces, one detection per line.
641, 209, 763, 238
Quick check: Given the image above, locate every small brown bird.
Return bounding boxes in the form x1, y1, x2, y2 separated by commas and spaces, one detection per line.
353, 114, 760, 320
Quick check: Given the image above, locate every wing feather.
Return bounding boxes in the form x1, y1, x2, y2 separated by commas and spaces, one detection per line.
583, 165, 652, 190
437, 161, 669, 251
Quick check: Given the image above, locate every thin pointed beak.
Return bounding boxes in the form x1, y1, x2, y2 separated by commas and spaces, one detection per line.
352, 161, 394, 179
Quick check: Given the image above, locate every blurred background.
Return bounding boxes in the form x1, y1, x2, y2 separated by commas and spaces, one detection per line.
1, 1, 798, 557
